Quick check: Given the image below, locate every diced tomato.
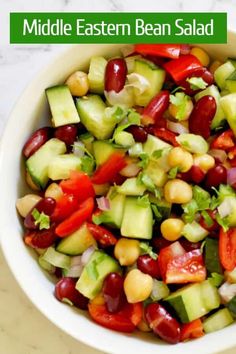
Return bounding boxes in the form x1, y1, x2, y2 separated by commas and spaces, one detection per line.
219, 228, 236, 271
165, 249, 206, 284
180, 319, 204, 342
153, 128, 179, 147
51, 194, 78, 222
211, 130, 235, 150
56, 197, 94, 237
60, 171, 95, 204
163, 55, 202, 82
134, 44, 180, 59
158, 241, 185, 280
91, 153, 127, 185
88, 302, 142, 333
86, 223, 117, 247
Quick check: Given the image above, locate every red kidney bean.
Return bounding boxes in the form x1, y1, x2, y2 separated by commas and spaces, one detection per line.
145, 303, 181, 344
142, 91, 169, 126
137, 255, 160, 278
103, 273, 126, 313
105, 58, 127, 93
126, 125, 148, 142
55, 278, 89, 310
151, 237, 171, 252
24, 224, 57, 248
178, 67, 214, 96
54, 124, 78, 146
204, 164, 227, 189
189, 95, 216, 139
181, 165, 205, 184
23, 127, 52, 158
199, 210, 219, 232
24, 197, 56, 229
179, 238, 202, 252
143, 55, 166, 67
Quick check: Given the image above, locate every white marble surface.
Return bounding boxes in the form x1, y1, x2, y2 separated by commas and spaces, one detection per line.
1, 1, 236, 353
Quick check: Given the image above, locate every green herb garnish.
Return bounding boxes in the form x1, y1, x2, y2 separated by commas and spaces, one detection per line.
32, 209, 50, 230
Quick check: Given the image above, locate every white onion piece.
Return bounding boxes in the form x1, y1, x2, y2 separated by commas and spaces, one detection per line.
73, 141, 85, 157
219, 282, 236, 303
66, 264, 83, 278
105, 87, 134, 108
217, 197, 234, 218
167, 120, 189, 135
126, 73, 150, 95
81, 246, 96, 265
169, 241, 186, 257
208, 149, 227, 163
121, 45, 135, 57
227, 168, 236, 187
71, 255, 82, 267
96, 196, 110, 211
120, 163, 141, 177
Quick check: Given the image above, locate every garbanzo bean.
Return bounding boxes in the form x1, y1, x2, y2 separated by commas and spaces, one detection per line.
193, 154, 215, 173
124, 269, 153, 303
66, 71, 89, 96
168, 147, 193, 173
161, 218, 185, 241
114, 238, 140, 266
26, 171, 40, 191
190, 47, 210, 67
168, 99, 193, 121
45, 183, 63, 201
209, 60, 223, 75
164, 179, 193, 204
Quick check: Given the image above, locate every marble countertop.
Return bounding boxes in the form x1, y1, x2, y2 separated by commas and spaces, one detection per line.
1, 1, 236, 353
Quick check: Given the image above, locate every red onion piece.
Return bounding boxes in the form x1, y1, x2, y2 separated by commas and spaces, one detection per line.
209, 149, 227, 163
81, 246, 96, 265
167, 120, 189, 135
96, 197, 110, 211
227, 168, 236, 187
180, 44, 191, 55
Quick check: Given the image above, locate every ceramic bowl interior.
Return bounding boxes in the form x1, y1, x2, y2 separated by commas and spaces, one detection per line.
1, 34, 236, 354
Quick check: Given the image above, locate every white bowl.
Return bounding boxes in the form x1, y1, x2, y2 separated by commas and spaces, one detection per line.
1, 35, 236, 354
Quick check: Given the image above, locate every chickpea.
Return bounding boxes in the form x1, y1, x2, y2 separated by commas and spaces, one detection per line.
190, 47, 210, 67
168, 99, 193, 121
90, 293, 105, 305
65, 71, 89, 96
161, 218, 185, 241
209, 60, 223, 75
26, 171, 40, 191
164, 179, 193, 204
193, 154, 215, 173
114, 238, 140, 266
92, 183, 110, 196
45, 183, 63, 201
16, 194, 42, 218
168, 147, 193, 173
124, 269, 153, 303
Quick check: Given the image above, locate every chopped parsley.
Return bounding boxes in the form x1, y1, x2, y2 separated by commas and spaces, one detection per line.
186, 77, 208, 90
32, 209, 50, 230
169, 92, 191, 120
137, 194, 150, 208
140, 242, 158, 260
168, 166, 179, 179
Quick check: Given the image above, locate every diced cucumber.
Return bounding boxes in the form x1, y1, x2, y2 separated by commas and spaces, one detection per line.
205, 237, 223, 274
134, 59, 165, 106
144, 160, 167, 187
76, 250, 120, 299
114, 131, 135, 147
195, 85, 225, 129
79, 132, 94, 155
225, 268, 236, 284
220, 93, 236, 136
182, 221, 209, 242
227, 295, 236, 316
125, 55, 142, 74
176, 134, 209, 154
149, 196, 171, 221
76, 95, 116, 140
88, 56, 107, 94
116, 177, 146, 196
128, 143, 143, 157
26, 138, 66, 189
226, 70, 236, 93
46, 85, 80, 127
214, 61, 235, 89
143, 135, 171, 172
218, 196, 236, 227
165, 280, 220, 323
203, 308, 234, 333
93, 140, 125, 166
38, 256, 55, 273
228, 58, 236, 69
41, 247, 71, 269
48, 154, 81, 180
121, 196, 153, 239
56, 224, 97, 255
151, 279, 170, 301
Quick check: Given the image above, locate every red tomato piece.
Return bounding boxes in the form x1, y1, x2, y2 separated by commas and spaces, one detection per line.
134, 44, 181, 59
60, 171, 95, 204
219, 228, 236, 271
158, 241, 185, 280
142, 91, 169, 126
56, 197, 94, 237
153, 128, 179, 147
51, 194, 78, 222
163, 55, 202, 82
91, 153, 127, 185
165, 249, 206, 284
180, 319, 204, 342
211, 130, 235, 150
86, 222, 117, 247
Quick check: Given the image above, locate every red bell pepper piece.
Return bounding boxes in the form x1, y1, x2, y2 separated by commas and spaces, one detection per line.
86, 222, 117, 247
142, 91, 170, 126
91, 152, 127, 185
135, 44, 181, 59
56, 197, 94, 237
60, 171, 95, 204
180, 319, 204, 342
51, 194, 78, 222
88, 302, 142, 333
211, 129, 235, 150
219, 228, 236, 271
158, 241, 185, 279
153, 128, 179, 147
163, 54, 202, 82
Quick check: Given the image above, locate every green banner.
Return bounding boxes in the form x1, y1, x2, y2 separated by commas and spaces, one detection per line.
10, 12, 227, 44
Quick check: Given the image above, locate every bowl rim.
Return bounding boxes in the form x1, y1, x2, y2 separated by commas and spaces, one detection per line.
1, 35, 236, 354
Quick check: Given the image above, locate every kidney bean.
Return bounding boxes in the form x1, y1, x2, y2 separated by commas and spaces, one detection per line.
189, 95, 216, 139
105, 58, 127, 93
23, 127, 52, 158
55, 277, 89, 310
142, 91, 169, 126
204, 164, 227, 189
178, 67, 214, 96
54, 124, 78, 146
126, 125, 148, 142
137, 255, 160, 278
24, 224, 57, 248
181, 165, 205, 184
24, 197, 56, 229
103, 273, 126, 313
145, 303, 181, 344
179, 238, 202, 252
151, 237, 171, 252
